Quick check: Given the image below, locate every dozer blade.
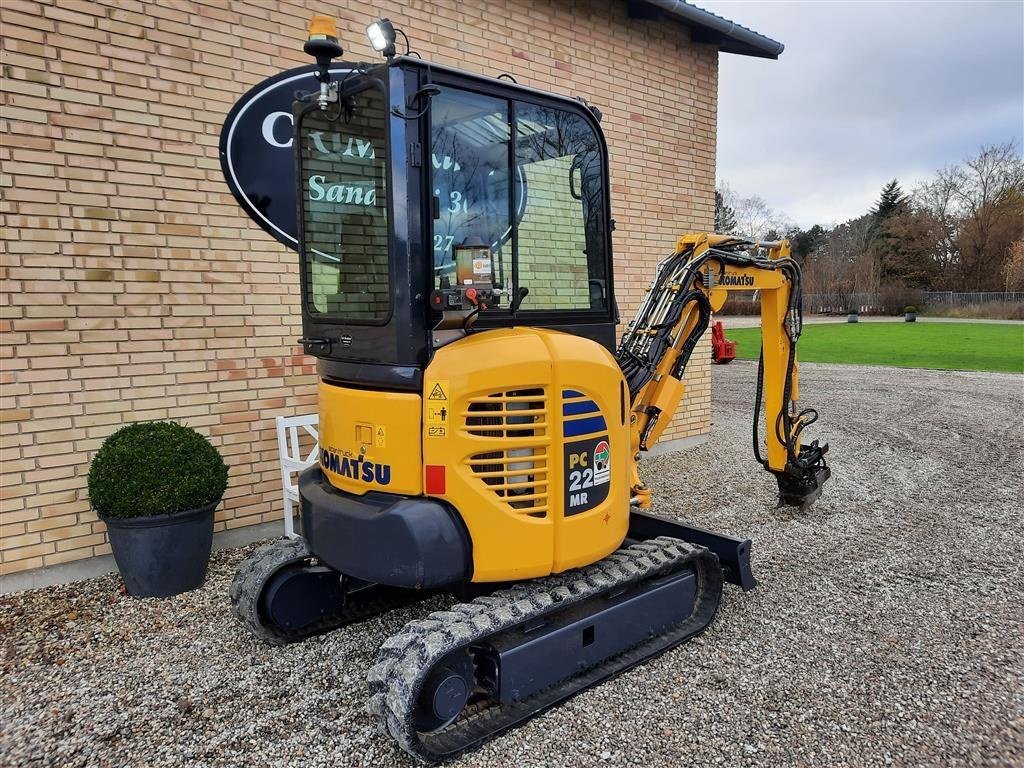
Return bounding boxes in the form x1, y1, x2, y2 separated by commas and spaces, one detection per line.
627, 509, 757, 591
367, 536, 723, 763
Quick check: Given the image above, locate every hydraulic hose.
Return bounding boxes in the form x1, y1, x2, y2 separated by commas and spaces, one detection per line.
752, 346, 767, 468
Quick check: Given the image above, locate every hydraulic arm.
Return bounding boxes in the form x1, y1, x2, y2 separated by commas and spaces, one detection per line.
617, 233, 831, 508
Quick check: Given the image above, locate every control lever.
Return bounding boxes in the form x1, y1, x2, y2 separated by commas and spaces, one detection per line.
511, 286, 529, 312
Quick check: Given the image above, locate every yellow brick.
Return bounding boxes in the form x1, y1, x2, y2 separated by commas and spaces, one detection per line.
0, 408, 31, 423
1, 556, 45, 575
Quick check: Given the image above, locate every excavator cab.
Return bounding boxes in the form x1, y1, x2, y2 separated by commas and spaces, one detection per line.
294, 56, 618, 389
290, 52, 662, 588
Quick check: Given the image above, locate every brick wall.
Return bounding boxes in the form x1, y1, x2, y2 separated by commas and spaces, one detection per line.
0, 0, 718, 575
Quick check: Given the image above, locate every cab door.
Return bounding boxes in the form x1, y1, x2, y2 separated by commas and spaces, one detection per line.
294, 70, 427, 384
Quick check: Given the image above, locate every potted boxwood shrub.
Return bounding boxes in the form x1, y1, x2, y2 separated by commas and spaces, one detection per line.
904, 305, 917, 322
847, 306, 859, 323
88, 421, 228, 598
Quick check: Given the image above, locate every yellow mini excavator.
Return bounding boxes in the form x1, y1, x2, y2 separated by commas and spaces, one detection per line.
231, 16, 830, 762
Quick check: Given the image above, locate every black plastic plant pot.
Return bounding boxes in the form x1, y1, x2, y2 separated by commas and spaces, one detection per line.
101, 501, 218, 598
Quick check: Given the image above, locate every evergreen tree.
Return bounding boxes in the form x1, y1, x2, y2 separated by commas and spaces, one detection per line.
787, 224, 827, 262
715, 190, 737, 233
870, 179, 910, 283
871, 179, 908, 219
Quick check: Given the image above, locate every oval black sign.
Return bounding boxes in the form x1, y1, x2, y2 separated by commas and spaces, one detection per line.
219, 64, 353, 252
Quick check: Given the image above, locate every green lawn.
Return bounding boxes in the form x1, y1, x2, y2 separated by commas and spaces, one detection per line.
726, 322, 1024, 373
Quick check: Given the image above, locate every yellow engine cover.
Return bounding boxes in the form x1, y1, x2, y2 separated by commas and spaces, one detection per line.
423, 328, 630, 582
317, 380, 422, 496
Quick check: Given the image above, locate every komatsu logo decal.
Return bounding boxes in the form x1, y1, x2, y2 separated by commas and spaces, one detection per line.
722, 274, 755, 287
320, 448, 391, 485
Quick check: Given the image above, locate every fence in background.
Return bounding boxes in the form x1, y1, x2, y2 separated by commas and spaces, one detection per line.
922, 291, 1024, 305
725, 291, 1024, 315
800, 293, 884, 314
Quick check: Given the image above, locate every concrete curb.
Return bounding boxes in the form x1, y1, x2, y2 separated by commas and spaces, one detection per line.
641, 433, 707, 457
0, 521, 283, 596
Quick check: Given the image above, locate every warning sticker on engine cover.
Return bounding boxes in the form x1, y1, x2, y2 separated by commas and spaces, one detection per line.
563, 435, 611, 516
425, 379, 449, 438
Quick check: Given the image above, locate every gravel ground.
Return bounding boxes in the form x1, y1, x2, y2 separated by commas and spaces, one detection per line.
2, 362, 1023, 768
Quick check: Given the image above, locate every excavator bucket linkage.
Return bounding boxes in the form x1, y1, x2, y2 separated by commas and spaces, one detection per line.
774, 441, 831, 508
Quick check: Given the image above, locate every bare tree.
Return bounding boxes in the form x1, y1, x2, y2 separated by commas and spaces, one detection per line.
915, 142, 1024, 289
718, 183, 793, 242
914, 172, 961, 272
802, 214, 877, 310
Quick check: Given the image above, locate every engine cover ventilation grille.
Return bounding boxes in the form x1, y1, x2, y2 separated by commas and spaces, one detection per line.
464, 388, 549, 517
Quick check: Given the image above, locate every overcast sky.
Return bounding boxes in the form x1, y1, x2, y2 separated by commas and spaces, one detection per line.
699, 0, 1024, 228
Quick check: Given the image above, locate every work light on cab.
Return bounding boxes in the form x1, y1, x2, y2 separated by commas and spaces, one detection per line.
366, 18, 397, 57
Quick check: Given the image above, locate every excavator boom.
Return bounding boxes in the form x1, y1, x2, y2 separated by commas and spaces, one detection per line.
618, 233, 831, 508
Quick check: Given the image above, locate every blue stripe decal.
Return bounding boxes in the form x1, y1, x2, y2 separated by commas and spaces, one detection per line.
562, 389, 584, 398
563, 400, 600, 417
563, 415, 607, 437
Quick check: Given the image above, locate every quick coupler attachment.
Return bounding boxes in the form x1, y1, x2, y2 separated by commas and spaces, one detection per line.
774, 440, 831, 508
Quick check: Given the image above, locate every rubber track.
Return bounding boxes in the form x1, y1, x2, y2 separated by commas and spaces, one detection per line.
367, 536, 722, 762
229, 538, 422, 645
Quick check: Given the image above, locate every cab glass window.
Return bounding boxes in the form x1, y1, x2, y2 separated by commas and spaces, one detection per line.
299, 85, 390, 322
428, 87, 608, 315
514, 103, 607, 312
430, 88, 513, 294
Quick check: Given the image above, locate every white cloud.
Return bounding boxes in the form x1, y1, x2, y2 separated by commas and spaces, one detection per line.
700, 0, 1024, 227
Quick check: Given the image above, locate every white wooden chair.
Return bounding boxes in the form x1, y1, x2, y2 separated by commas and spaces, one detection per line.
276, 414, 319, 538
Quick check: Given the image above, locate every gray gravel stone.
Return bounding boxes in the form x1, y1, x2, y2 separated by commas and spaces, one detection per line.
1, 362, 1021, 767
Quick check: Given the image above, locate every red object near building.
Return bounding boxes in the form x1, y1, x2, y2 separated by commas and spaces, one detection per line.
711, 321, 736, 364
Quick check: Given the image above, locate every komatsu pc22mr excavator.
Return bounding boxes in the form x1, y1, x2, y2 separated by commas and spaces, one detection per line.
230, 16, 830, 762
